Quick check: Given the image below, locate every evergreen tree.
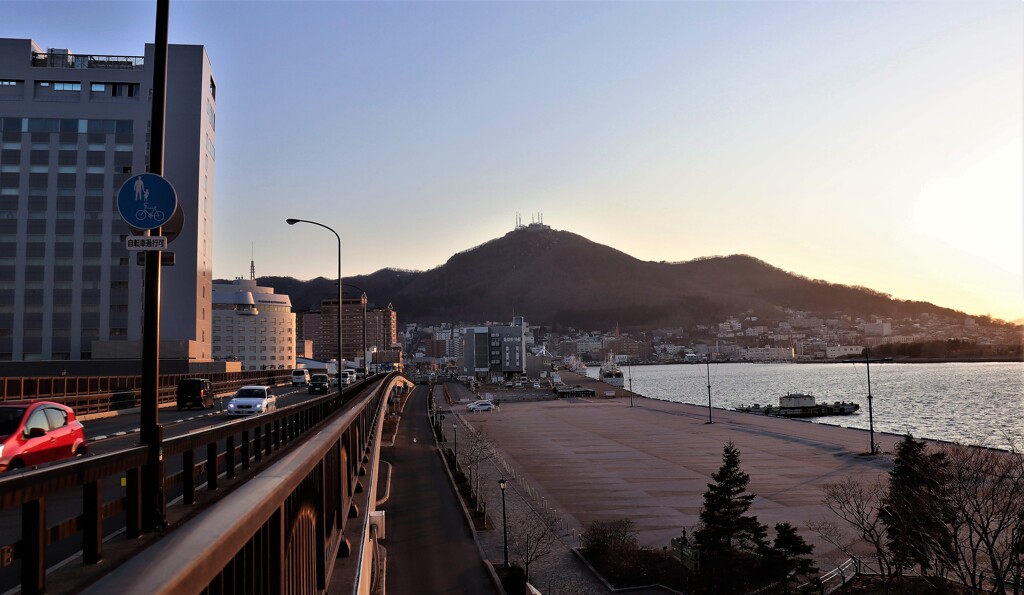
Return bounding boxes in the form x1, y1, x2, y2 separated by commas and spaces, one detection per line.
764, 522, 818, 593
880, 434, 947, 575
694, 441, 768, 592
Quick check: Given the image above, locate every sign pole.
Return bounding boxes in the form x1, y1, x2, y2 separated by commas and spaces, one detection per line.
141, 0, 171, 532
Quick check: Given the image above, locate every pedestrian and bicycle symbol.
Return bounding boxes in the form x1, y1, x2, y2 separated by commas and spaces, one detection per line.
117, 173, 177, 230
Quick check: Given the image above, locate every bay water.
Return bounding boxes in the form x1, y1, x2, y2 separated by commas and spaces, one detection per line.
585, 362, 1024, 448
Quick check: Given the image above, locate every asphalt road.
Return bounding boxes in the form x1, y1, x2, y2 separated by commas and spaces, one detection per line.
383, 385, 497, 594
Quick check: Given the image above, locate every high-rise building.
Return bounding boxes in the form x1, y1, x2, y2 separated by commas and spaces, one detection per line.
211, 278, 295, 370
306, 297, 395, 365
0, 38, 216, 362
366, 305, 397, 352
341, 294, 367, 363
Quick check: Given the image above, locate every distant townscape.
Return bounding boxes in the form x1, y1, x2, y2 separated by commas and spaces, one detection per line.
255, 224, 1022, 369
404, 308, 1022, 368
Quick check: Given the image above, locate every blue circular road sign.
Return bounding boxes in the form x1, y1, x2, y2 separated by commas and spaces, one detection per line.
117, 173, 178, 230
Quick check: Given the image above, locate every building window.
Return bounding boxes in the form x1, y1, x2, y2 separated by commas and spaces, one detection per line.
53, 82, 81, 91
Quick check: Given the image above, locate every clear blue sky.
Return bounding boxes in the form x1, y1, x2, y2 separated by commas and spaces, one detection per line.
4, 1, 1022, 321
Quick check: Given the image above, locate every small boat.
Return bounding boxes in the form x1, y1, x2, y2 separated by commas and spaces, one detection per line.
599, 358, 625, 388
736, 393, 860, 418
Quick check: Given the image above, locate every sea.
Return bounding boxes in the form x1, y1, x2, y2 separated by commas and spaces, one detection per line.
584, 362, 1024, 448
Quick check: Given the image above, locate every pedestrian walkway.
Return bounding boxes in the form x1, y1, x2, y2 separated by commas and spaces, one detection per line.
382, 385, 497, 594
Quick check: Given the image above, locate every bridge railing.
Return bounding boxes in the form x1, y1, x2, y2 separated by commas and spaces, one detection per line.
1, 370, 294, 414
80, 371, 413, 594
0, 373, 408, 595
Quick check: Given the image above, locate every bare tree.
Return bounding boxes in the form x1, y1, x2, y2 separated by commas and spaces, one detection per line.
815, 440, 1024, 595
924, 443, 1024, 593
811, 476, 896, 583
462, 426, 494, 502
508, 504, 561, 584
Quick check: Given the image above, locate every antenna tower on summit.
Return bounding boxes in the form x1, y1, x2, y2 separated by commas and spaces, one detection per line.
250, 243, 256, 280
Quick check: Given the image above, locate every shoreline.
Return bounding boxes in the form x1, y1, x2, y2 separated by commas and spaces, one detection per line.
581, 356, 1023, 366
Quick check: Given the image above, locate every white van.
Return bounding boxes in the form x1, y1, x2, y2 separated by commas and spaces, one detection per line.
291, 369, 310, 386
340, 370, 355, 385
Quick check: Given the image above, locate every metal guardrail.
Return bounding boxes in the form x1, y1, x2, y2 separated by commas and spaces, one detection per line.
31, 52, 145, 70
80, 371, 412, 594
1, 371, 293, 414
0, 372, 409, 594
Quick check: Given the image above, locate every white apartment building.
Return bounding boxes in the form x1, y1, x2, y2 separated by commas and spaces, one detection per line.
743, 346, 795, 362
212, 278, 295, 371
0, 38, 216, 361
863, 321, 892, 337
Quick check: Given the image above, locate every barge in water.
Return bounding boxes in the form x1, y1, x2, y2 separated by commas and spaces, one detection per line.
736, 393, 860, 418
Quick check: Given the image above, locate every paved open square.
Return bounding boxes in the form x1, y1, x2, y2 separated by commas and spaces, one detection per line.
455, 384, 900, 567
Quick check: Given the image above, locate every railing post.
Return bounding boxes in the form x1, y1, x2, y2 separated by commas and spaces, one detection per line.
254, 425, 263, 462
126, 467, 141, 538
272, 508, 285, 593
242, 429, 251, 470
183, 449, 195, 505
84, 480, 102, 563
22, 497, 45, 595
226, 435, 235, 479
207, 442, 218, 491
316, 459, 327, 589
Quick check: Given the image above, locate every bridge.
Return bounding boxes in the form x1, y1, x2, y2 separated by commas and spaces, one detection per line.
0, 371, 417, 594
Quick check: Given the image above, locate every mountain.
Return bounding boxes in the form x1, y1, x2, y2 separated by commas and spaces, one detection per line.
227, 227, 967, 329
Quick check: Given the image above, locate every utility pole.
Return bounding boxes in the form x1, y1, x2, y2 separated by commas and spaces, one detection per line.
140, 0, 170, 533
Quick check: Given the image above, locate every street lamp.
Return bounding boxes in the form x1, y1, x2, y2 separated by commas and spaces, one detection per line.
705, 356, 713, 424
844, 348, 891, 454
626, 358, 634, 407
453, 422, 458, 462
286, 218, 341, 376
499, 478, 509, 568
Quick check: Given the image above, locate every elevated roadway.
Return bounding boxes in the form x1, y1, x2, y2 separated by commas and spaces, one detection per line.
0, 373, 411, 594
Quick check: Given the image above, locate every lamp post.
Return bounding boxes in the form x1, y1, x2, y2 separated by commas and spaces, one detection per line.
626, 358, 634, 407
844, 348, 891, 454
705, 356, 713, 424
453, 422, 458, 462
499, 478, 509, 568
286, 219, 341, 376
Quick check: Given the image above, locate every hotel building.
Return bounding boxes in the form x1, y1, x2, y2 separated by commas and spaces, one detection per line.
0, 38, 216, 362
211, 278, 295, 371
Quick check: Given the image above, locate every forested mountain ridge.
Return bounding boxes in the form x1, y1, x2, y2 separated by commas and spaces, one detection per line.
222, 227, 969, 330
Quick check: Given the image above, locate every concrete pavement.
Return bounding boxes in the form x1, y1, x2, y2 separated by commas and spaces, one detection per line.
447, 381, 899, 575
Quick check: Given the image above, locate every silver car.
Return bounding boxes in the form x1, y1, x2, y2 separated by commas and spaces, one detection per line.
226, 386, 277, 417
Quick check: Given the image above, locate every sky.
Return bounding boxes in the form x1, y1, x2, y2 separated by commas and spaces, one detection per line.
3, 0, 1022, 322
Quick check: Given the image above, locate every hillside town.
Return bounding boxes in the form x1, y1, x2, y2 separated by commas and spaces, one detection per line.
406, 309, 1022, 370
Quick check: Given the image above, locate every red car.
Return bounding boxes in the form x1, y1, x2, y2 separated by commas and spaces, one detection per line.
0, 401, 87, 473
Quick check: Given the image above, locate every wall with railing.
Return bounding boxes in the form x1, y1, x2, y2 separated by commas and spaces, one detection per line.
1, 370, 293, 414
73, 372, 410, 594
0, 372, 412, 594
